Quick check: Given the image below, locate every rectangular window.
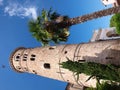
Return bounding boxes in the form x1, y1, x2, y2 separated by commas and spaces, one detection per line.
31, 54, 36, 57
30, 58, 35, 61
44, 63, 50, 69
23, 59, 27, 61
15, 59, 19, 61
78, 60, 86, 63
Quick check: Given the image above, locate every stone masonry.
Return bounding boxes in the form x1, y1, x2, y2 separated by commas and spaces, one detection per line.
10, 39, 120, 87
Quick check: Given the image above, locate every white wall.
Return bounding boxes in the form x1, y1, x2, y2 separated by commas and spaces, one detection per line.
101, 0, 117, 5
91, 27, 120, 42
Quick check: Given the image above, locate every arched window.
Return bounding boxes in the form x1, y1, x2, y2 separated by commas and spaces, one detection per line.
44, 63, 50, 69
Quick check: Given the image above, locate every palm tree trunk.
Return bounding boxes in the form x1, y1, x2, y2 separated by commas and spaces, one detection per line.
56, 6, 120, 28
68, 6, 120, 25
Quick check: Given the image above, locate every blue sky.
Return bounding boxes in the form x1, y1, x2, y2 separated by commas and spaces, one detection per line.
0, 0, 112, 90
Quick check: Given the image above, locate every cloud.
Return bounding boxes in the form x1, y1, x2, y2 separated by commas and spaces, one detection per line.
23, 7, 37, 20
4, 2, 38, 20
0, 0, 3, 5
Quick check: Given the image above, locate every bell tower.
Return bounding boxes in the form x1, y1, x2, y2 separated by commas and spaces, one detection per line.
9, 39, 120, 87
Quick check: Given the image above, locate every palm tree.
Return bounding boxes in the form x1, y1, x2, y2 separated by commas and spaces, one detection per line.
46, 6, 120, 28
29, 6, 120, 46
29, 8, 70, 46
29, 16, 52, 46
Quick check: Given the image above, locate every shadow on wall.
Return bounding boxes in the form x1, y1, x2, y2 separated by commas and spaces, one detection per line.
83, 49, 120, 66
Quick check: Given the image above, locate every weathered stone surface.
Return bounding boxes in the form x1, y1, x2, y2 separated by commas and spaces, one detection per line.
10, 39, 120, 87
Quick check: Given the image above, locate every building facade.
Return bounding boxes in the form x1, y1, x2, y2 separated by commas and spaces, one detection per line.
101, 0, 120, 7
10, 40, 120, 88
90, 27, 120, 42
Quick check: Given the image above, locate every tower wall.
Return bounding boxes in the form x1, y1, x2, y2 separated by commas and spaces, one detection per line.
10, 39, 120, 87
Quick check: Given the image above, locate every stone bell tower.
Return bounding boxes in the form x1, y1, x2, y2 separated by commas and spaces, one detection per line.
9, 39, 120, 87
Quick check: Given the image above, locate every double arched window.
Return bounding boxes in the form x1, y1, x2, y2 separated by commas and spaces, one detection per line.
23, 54, 28, 61
30, 54, 36, 61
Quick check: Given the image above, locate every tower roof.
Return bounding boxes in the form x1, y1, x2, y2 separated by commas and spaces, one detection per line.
9, 47, 25, 73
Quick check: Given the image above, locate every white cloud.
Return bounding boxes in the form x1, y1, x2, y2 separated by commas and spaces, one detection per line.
23, 7, 37, 20
0, 0, 3, 5
4, 3, 38, 20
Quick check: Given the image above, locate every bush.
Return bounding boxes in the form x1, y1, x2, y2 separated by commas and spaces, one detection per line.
85, 82, 120, 90
110, 13, 120, 34
60, 59, 120, 90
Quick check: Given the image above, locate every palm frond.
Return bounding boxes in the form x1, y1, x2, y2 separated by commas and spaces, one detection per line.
28, 8, 70, 46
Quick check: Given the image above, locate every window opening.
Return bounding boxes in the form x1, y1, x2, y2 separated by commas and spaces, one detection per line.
23, 54, 27, 58
23, 59, 27, 61
16, 56, 20, 59
49, 47, 55, 50
32, 70, 37, 74
30, 54, 36, 61
64, 51, 67, 54
23, 54, 28, 61
31, 54, 36, 57
30, 58, 35, 61
78, 60, 86, 63
15, 59, 19, 61
44, 63, 50, 69
105, 57, 113, 59
15, 54, 20, 61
